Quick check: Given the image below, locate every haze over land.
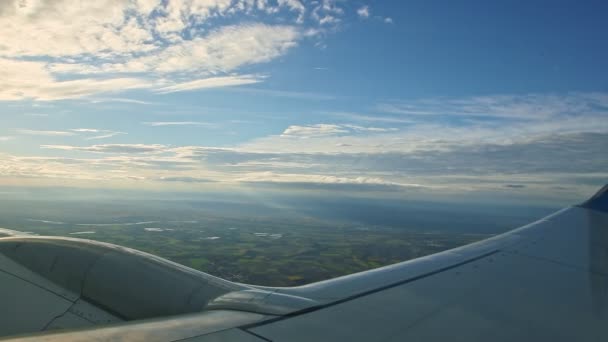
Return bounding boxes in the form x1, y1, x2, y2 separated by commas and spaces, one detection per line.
0, 194, 555, 285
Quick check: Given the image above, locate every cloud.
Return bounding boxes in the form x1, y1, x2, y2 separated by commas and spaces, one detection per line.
341, 124, 398, 133
143, 122, 214, 127
17, 128, 125, 140
238, 173, 425, 192
281, 124, 349, 137
377, 93, 608, 120
86, 132, 126, 140
0, 58, 152, 101
0, 131, 604, 201
157, 75, 263, 93
0, 1, 351, 101
279, 124, 396, 138
17, 129, 76, 136
88, 98, 156, 105
158, 176, 217, 183
42, 144, 168, 154
327, 111, 416, 124
384, 17, 393, 24
69, 129, 126, 139
225, 87, 336, 100
71, 129, 101, 133
357, 6, 370, 19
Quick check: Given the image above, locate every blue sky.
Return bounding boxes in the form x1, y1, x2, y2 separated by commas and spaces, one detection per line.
0, 0, 607, 204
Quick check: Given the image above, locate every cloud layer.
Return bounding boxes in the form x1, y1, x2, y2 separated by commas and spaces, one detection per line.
0, 91, 606, 202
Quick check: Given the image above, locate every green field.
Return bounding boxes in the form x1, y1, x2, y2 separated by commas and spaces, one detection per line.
5, 210, 487, 286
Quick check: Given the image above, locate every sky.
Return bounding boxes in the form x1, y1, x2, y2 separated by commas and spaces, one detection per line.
0, 0, 607, 205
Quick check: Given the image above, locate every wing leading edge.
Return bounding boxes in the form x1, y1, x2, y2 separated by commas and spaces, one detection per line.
0, 185, 607, 341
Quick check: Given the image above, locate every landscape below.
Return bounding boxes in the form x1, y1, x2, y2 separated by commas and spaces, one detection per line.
0, 196, 555, 286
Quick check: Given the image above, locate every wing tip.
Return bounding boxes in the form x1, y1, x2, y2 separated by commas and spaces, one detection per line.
580, 184, 608, 212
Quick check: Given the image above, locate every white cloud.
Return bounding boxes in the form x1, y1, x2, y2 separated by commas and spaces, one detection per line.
238, 172, 426, 191
42, 144, 167, 154
0, 0, 350, 101
384, 17, 393, 24
88, 98, 156, 105
281, 124, 349, 137
357, 6, 370, 19
318, 15, 340, 25
377, 93, 608, 119
71, 129, 101, 133
277, 0, 306, 23
0, 58, 152, 101
71, 129, 126, 140
279, 124, 398, 139
143, 121, 214, 127
87, 132, 126, 140
224, 87, 336, 100
157, 75, 263, 93
158, 176, 216, 183
83, 24, 300, 75
17, 129, 76, 136
244, 92, 608, 154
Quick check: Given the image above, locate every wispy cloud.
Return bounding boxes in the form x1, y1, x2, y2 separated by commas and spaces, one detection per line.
239, 173, 425, 192
70, 129, 101, 133
377, 93, 608, 119
143, 122, 215, 127
158, 176, 217, 183
42, 144, 167, 154
157, 75, 264, 94
71, 128, 126, 140
0, 59, 153, 101
88, 98, 157, 105
327, 111, 416, 124
17, 129, 76, 136
227, 87, 336, 101
281, 124, 349, 137
86, 132, 126, 140
279, 124, 397, 138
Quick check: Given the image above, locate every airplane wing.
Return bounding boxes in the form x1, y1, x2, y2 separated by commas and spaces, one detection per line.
0, 185, 607, 341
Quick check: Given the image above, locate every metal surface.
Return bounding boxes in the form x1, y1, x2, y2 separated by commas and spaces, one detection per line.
0, 237, 247, 320
0, 310, 268, 342
0, 252, 121, 336
0, 235, 315, 338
